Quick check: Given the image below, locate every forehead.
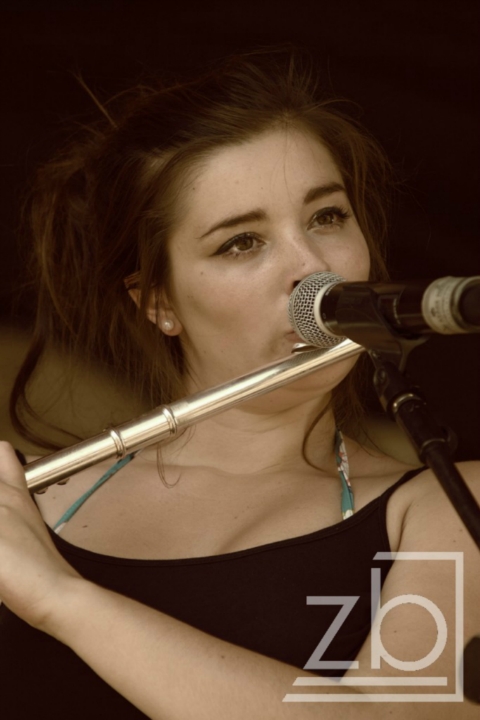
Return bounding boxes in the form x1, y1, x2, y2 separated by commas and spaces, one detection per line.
177, 129, 343, 229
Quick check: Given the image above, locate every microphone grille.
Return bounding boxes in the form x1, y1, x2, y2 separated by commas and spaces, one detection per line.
288, 271, 345, 348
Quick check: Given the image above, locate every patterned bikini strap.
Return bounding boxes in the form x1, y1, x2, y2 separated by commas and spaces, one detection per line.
335, 428, 354, 520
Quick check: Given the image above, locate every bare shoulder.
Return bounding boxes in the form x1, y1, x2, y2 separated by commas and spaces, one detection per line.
25, 453, 119, 528
355, 446, 479, 556
401, 460, 480, 530
398, 459, 480, 573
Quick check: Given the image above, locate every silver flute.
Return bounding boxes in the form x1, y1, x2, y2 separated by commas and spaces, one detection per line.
25, 339, 363, 493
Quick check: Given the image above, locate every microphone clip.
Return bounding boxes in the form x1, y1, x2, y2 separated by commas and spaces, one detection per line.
333, 283, 427, 371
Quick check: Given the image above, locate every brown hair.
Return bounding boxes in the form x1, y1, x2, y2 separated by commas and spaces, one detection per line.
10, 47, 392, 451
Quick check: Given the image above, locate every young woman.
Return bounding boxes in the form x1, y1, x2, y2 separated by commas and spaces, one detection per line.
1, 49, 479, 719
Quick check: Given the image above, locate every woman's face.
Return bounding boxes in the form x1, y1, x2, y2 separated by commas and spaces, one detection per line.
162, 128, 370, 393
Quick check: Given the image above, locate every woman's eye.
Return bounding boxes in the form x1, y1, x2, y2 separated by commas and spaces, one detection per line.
311, 206, 351, 229
214, 233, 262, 258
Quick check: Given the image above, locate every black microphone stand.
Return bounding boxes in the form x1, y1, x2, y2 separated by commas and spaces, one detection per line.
333, 284, 480, 548
334, 285, 480, 704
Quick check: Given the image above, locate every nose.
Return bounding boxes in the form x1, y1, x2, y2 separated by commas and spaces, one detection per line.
283, 233, 331, 294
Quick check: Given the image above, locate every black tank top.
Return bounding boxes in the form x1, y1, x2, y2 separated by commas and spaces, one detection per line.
0, 466, 424, 719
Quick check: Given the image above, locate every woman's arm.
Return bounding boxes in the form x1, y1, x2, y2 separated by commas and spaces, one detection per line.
1, 442, 479, 719
341, 461, 480, 711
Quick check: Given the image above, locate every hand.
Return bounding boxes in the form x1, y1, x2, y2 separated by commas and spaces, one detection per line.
0, 442, 81, 632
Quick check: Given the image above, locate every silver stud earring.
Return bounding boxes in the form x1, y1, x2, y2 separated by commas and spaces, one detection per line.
163, 319, 174, 332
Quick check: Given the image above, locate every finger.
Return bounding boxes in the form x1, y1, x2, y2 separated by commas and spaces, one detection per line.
0, 441, 28, 489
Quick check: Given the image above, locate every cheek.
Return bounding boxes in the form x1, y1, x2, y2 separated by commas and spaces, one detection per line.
169, 266, 253, 333
348, 232, 370, 279
330, 238, 370, 282
357, 250, 371, 281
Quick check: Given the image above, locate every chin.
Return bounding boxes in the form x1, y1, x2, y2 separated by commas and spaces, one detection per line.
289, 354, 358, 392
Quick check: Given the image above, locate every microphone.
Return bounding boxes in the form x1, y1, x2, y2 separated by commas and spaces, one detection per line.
288, 272, 480, 348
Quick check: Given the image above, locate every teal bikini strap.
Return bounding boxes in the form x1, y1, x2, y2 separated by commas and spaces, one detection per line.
53, 431, 353, 533
53, 453, 136, 534
335, 429, 354, 519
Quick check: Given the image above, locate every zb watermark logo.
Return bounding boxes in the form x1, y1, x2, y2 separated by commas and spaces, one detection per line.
283, 552, 464, 703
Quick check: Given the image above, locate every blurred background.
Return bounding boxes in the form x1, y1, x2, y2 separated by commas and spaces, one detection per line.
0, 0, 478, 460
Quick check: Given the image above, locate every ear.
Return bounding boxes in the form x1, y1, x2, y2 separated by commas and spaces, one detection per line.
127, 288, 183, 336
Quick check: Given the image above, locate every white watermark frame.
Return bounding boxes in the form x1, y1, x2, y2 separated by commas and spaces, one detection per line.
283, 552, 464, 703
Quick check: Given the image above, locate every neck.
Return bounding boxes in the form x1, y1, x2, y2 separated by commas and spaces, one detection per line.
144, 392, 339, 477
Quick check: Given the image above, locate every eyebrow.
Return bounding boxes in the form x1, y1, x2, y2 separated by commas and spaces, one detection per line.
199, 181, 347, 239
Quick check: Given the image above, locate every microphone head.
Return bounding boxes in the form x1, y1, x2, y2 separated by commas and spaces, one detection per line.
288, 271, 345, 348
